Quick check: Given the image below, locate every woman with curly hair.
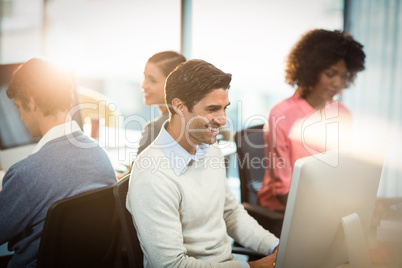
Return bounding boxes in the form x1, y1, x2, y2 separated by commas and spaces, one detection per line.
257, 29, 366, 212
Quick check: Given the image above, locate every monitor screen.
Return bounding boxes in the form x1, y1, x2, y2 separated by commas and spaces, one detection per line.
276, 145, 385, 268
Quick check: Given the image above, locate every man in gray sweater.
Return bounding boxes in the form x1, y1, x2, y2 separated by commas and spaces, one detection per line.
127, 59, 279, 268
0, 58, 116, 268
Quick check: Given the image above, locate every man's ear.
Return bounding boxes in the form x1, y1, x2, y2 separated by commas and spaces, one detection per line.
28, 96, 37, 112
171, 98, 184, 116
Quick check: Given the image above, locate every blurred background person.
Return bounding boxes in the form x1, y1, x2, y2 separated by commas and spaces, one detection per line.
258, 29, 366, 211
0, 58, 116, 267
137, 51, 186, 155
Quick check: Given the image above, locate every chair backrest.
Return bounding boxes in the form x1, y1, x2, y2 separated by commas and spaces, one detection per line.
37, 185, 121, 268
234, 124, 267, 204
113, 174, 144, 268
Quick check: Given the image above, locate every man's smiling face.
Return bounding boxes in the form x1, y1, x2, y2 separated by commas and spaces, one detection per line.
182, 88, 229, 146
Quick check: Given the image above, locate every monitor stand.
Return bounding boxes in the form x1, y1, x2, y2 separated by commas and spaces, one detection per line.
337, 213, 373, 268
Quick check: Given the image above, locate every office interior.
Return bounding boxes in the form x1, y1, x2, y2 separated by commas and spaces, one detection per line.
0, 0, 401, 267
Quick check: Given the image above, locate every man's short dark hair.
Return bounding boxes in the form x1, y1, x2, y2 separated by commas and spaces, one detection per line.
7, 58, 74, 116
165, 59, 232, 115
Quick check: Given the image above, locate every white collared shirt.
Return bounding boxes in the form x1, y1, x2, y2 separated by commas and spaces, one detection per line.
155, 121, 209, 176
32, 121, 81, 154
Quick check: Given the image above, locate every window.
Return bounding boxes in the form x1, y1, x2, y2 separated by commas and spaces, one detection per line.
0, 0, 43, 63
191, 0, 344, 130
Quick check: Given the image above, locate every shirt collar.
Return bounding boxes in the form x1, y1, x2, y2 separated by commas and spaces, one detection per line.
32, 120, 81, 154
156, 121, 209, 176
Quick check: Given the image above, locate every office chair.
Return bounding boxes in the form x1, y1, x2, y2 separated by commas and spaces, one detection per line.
113, 174, 144, 268
36, 185, 122, 268
234, 124, 284, 238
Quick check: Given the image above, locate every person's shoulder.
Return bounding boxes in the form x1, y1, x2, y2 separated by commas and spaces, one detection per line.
2, 156, 36, 185
143, 114, 168, 136
155, 112, 169, 123
269, 93, 299, 116
130, 152, 174, 191
38, 132, 113, 170
145, 113, 169, 127
337, 101, 351, 113
43, 131, 89, 147
132, 146, 167, 173
13, 151, 42, 169
43, 131, 102, 152
137, 140, 166, 156
326, 100, 352, 117
141, 120, 153, 132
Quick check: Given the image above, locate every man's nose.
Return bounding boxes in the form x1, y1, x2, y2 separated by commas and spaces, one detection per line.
214, 113, 226, 126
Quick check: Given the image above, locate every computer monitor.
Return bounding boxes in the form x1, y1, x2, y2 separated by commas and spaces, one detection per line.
0, 63, 83, 171
276, 144, 385, 268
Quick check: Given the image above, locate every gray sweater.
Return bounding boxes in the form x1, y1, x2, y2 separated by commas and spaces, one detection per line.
0, 131, 116, 268
127, 140, 279, 268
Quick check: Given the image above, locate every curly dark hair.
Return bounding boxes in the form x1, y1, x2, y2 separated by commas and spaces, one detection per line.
165, 59, 232, 116
285, 29, 366, 98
